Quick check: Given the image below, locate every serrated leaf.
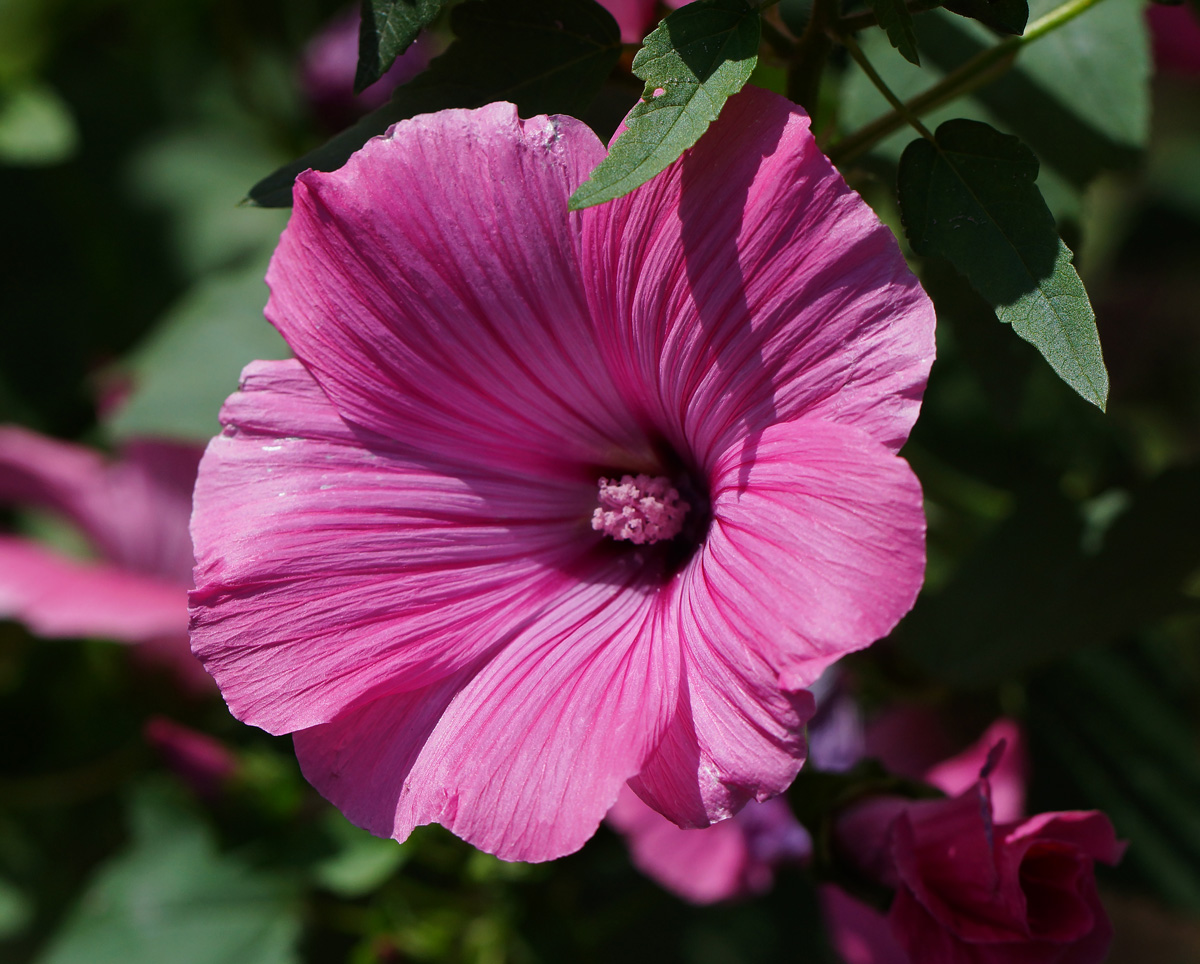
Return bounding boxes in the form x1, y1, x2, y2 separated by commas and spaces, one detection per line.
356, 0, 449, 91
249, 0, 621, 207
37, 784, 301, 964
839, 0, 1149, 188
941, 0, 1028, 35
868, 0, 921, 64
568, 0, 760, 210
899, 119, 1108, 408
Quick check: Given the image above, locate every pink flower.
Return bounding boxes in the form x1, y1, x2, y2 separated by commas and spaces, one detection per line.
300, 7, 433, 130
189, 86, 934, 862
145, 716, 239, 799
0, 426, 210, 691
608, 788, 809, 903
600, 0, 690, 44
831, 736, 1124, 964
605, 672, 859, 903
1146, 3, 1200, 77
867, 713, 1028, 824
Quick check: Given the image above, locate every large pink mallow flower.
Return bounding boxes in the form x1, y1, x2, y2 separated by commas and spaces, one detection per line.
188, 85, 935, 862
829, 730, 1124, 964
0, 426, 209, 691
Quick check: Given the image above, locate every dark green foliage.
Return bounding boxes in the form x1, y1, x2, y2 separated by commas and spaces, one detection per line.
868, 0, 922, 64
839, 0, 1150, 189
37, 785, 302, 964
942, 0, 1029, 35
568, 0, 760, 209
898, 460, 1200, 684
1031, 644, 1200, 910
355, 0, 450, 91
899, 120, 1108, 408
250, 0, 622, 207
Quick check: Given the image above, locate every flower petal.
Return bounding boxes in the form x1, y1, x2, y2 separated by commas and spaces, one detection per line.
190, 360, 624, 734
0, 536, 186, 641
0, 425, 199, 583
700, 418, 925, 690
630, 418, 923, 825
265, 104, 655, 478
0, 426, 112, 549
628, 602, 815, 826
600, 0, 660, 43
926, 718, 1028, 824
581, 85, 935, 468
607, 785, 759, 904
294, 576, 677, 862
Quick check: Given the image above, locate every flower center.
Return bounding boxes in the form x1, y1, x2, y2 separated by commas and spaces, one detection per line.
591, 474, 689, 545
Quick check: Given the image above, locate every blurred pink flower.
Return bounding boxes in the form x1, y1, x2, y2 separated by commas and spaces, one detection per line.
1146, 3, 1200, 77
867, 712, 1028, 824
145, 716, 239, 799
605, 673, 862, 903
601, 0, 690, 44
829, 729, 1124, 964
608, 789, 809, 903
300, 8, 433, 130
189, 87, 934, 862
0, 426, 210, 691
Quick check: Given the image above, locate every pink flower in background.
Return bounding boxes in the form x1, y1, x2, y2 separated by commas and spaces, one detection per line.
601, 0, 690, 44
608, 789, 809, 903
189, 86, 934, 861
866, 713, 1029, 824
145, 716, 239, 799
0, 426, 210, 691
1146, 3, 1200, 77
300, 8, 433, 130
828, 727, 1124, 964
606, 672, 861, 903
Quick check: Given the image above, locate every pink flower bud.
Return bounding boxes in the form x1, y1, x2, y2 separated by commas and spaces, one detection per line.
145, 717, 239, 799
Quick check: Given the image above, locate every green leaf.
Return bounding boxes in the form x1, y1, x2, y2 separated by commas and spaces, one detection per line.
1030, 647, 1200, 909
0, 81, 78, 166
249, 0, 621, 207
0, 876, 32, 940
838, 0, 1149, 188
37, 783, 301, 964
104, 257, 290, 443
941, 0, 1028, 35
127, 128, 289, 278
355, 0, 449, 91
568, 0, 760, 210
898, 120, 1108, 408
868, 0, 921, 64
899, 463, 1200, 684
311, 810, 407, 898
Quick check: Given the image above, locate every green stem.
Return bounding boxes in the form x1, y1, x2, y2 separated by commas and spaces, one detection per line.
842, 32, 936, 141
762, 18, 798, 58
827, 0, 1106, 165
788, 0, 838, 112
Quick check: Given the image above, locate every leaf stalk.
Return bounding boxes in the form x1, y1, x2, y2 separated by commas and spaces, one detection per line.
827, 0, 1107, 165
788, 0, 838, 111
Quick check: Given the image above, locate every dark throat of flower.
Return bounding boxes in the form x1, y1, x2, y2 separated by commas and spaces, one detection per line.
590, 450, 712, 579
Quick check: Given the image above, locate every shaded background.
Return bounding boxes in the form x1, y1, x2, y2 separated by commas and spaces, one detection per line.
1, 0, 1199, 960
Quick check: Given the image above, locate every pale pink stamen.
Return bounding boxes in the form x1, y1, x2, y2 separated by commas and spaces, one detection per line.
592, 473, 688, 545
